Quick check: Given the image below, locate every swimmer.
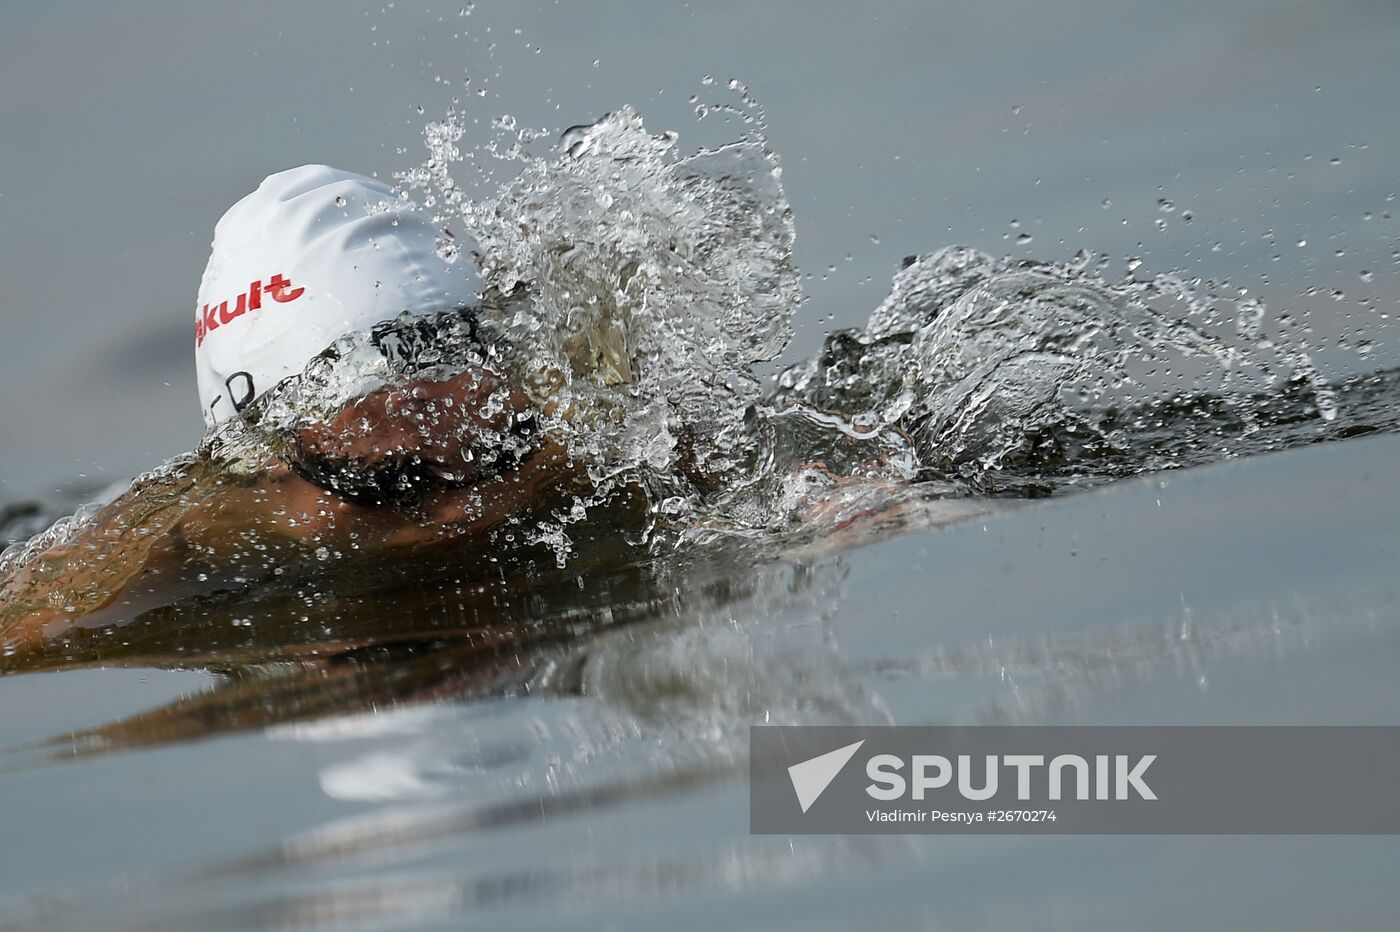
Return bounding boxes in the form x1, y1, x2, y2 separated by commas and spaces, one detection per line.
0, 164, 947, 664
0, 166, 594, 655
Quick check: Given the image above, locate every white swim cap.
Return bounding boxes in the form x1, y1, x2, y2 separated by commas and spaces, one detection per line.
194, 164, 482, 428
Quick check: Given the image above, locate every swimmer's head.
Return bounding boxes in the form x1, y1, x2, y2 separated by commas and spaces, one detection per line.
194, 165, 483, 428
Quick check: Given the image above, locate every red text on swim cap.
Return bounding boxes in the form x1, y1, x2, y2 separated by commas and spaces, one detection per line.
195, 274, 305, 346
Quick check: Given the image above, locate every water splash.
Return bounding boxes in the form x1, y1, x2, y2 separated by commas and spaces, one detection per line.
383, 100, 805, 548
776, 246, 1347, 493
3, 94, 1399, 588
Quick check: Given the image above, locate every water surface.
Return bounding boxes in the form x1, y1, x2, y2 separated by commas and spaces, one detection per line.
1, 434, 1398, 929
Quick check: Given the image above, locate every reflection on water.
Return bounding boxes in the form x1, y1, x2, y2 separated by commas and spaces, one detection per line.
1, 435, 1398, 928
1, 490, 929, 765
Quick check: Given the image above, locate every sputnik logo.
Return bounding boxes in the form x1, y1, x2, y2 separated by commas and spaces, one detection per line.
787, 740, 865, 813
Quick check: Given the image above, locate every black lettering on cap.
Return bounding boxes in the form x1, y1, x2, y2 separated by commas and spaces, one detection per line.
225, 372, 256, 413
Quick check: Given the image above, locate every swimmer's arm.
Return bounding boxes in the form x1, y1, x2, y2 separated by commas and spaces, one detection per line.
0, 464, 204, 657
1, 370, 561, 660
0, 459, 379, 658
0, 440, 581, 664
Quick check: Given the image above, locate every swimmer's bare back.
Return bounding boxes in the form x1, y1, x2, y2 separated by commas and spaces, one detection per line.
0, 370, 586, 663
